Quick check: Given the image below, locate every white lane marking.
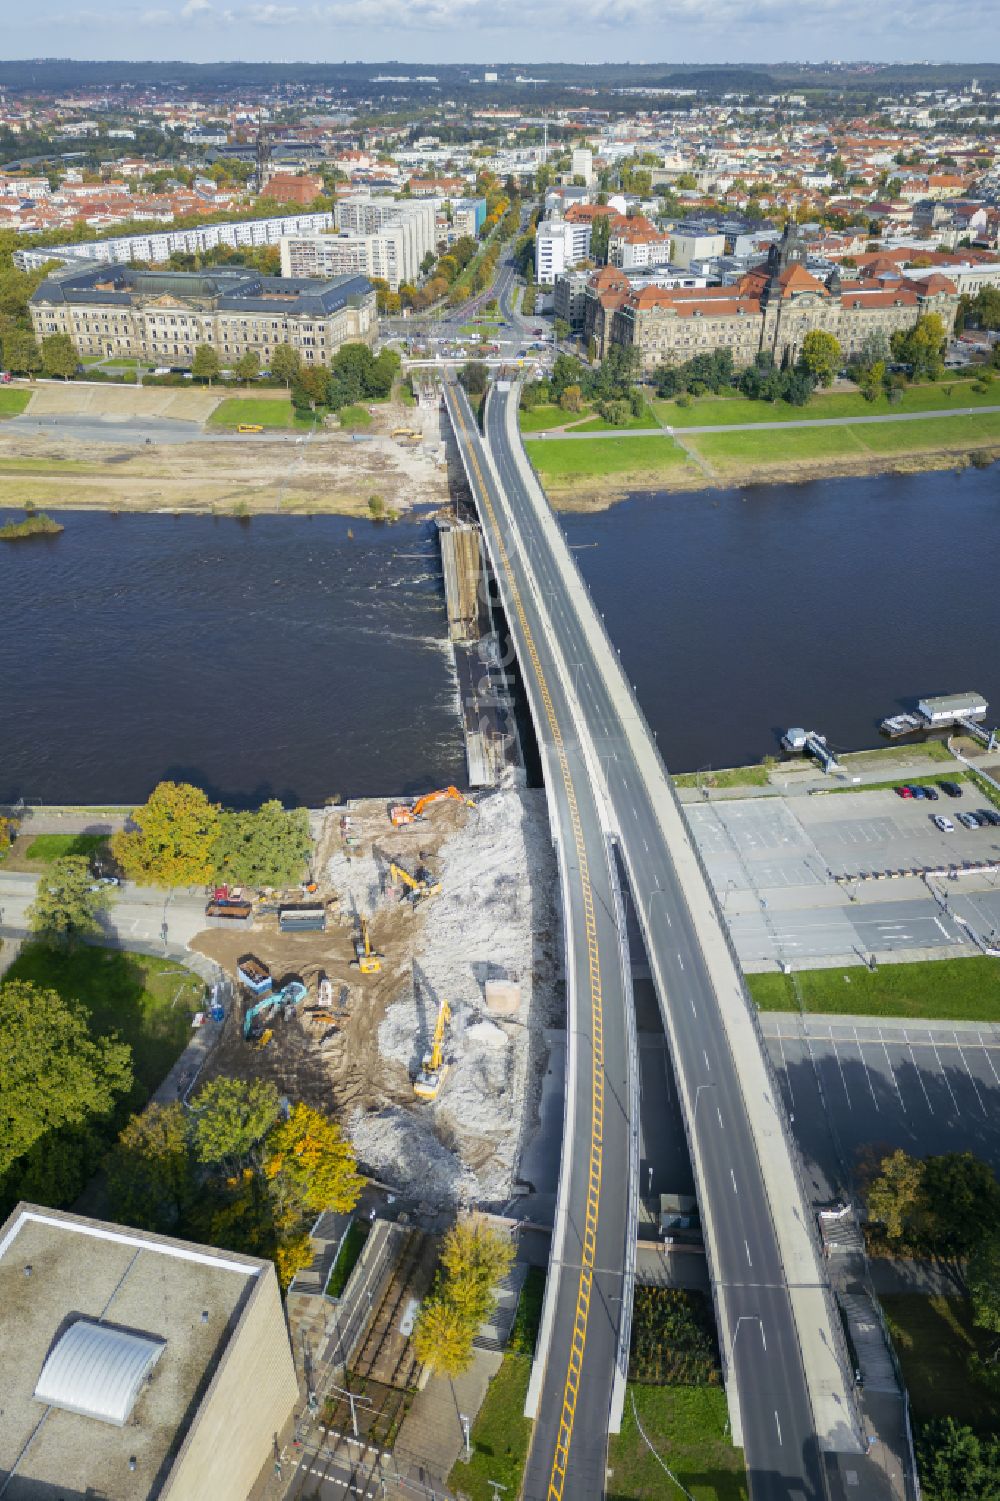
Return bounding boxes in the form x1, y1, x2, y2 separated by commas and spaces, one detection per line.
953, 1030, 988, 1117
690, 998, 698, 1018
717, 1106, 724, 1130
978, 1033, 1000, 1089
774, 1410, 783, 1446
776, 1023, 795, 1110
853, 1025, 880, 1112
730, 1169, 738, 1194
677, 953, 685, 970
903, 1028, 935, 1116
704, 1049, 711, 1070
744, 1239, 753, 1268
933, 916, 951, 939
877, 1027, 906, 1114
760, 1322, 767, 1352
829, 1028, 852, 1106
927, 1027, 961, 1116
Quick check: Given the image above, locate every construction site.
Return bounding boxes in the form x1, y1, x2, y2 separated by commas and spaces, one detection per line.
192, 782, 562, 1215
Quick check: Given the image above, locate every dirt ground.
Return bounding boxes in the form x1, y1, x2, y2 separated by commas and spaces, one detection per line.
0, 391, 449, 517
192, 796, 473, 1119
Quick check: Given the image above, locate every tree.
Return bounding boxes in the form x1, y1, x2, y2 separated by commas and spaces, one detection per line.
412, 1293, 477, 1377
891, 313, 947, 381
112, 780, 221, 888
27, 855, 110, 945
211, 801, 310, 888
439, 1222, 514, 1324
40, 332, 78, 379
3, 327, 42, 376
106, 1103, 195, 1233
553, 317, 571, 342
191, 344, 221, 385
866, 1149, 925, 1243
233, 349, 260, 383
590, 216, 611, 266
458, 360, 489, 396
559, 383, 583, 413
968, 1230, 1000, 1334
190, 1077, 282, 1172
917, 1419, 1000, 1501
799, 330, 842, 387
270, 342, 300, 387
292, 364, 329, 412
922, 1152, 1000, 1260
263, 1103, 363, 1216
0, 978, 132, 1177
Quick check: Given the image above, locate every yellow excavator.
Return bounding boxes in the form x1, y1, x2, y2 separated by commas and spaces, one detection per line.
388, 859, 442, 904
351, 915, 382, 974
414, 998, 451, 1101
390, 786, 475, 828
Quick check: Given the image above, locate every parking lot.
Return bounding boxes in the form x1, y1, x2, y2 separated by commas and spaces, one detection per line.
761, 1014, 1000, 1202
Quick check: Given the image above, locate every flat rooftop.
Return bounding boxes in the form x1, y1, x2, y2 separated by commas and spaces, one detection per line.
0, 1205, 266, 1501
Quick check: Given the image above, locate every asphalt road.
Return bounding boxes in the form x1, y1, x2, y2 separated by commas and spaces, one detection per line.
445, 381, 634, 1501
482, 382, 878, 1500
0, 870, 211, 952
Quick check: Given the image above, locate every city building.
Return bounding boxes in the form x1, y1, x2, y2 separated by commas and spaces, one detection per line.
670, 228, 727, 269
571, 147, 594, 185
13, 210, 336, 272
610, 223, 960, 373
30, 261, 376, 367
0, 1203, 298, 1501
263, 170, 324, 205
334, 194, 436, 274
534, 213, 593, 283
607, 216, 673, 271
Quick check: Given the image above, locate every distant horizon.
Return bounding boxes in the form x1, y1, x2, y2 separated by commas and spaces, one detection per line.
1, 55, 998, 69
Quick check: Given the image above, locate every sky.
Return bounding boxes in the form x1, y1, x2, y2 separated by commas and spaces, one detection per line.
2, 0, 999, 67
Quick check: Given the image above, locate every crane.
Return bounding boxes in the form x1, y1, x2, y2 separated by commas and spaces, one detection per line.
351, 915, 382, 974
413, 998, 451, 1101
389, 786, 474, 827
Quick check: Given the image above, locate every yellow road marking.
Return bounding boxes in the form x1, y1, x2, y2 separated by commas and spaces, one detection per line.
448, 388, 604, 1501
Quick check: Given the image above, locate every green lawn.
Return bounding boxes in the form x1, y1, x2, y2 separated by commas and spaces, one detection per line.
823, 771, 967, 795
574, 403, 660, 432
509, 1266, 546, 1355
748, 956, 1000, 1022
674, 765, 770, 790
0, 388, 31, 418
653, 379, 1000, 429
691, 425, 868, 467
608, 1385, 747, 1501
208, 396, 296, 429
448, 1353, 532, 1501
460, 322, 500, 337
25, 833, 108, 863
4, 943, 204, 1101
526, 434, 688, 481
325, 1220, 370, 1298
851, 409, 1000, 453
336, 404, 373, 429
882, 1295, 1000, 1435
519, 403, 584, 432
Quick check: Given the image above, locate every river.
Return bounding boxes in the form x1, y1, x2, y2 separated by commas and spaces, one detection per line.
2, 466, 998, 806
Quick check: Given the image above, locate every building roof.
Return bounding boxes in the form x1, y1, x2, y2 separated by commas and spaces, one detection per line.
31, 263, 373, 317
34, 1319, 165, 1427
0, 1204, 270, 1501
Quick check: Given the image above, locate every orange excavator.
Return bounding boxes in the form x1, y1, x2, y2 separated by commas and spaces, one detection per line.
389, 786, 474, 828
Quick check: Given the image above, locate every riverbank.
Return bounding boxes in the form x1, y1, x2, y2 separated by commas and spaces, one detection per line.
528, 422, 1000, 510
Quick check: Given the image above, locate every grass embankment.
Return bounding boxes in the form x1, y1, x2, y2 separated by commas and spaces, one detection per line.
653, 377, 999, 428
674, 765, 770, 790
608, 1386, 747, 1501
25, 833, 108, 863
0, 388, 31, 418
4, 944, 202, 1100
748, 956, 1000, 1023
336, 404, 372, 429
208, 395, 308, 430
448, 1353, 533, 1501
525, 434, 689, 486
823, 771, 967, 795
325, 1220, 370, 1298
689, 410, 1000, 473
0, 511, 64, 540
882, 1295, 1000, 1434
519, 401, 659, 433
573, 404, 660, 433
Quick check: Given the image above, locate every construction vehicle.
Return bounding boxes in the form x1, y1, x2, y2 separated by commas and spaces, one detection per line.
351, 916, 382, 974
388, 860, 441, 904
253, 1028, 273, 1050
243, 979, 307, 1039
389, 786, 474, 827
414, 999, 451, 1101
237, 956, 272, 995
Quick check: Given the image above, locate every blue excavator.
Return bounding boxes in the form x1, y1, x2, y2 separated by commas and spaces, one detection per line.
243, 979, 307, 1040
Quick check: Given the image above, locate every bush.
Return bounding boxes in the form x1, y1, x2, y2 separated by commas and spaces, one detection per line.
629, 1287, 720, 1386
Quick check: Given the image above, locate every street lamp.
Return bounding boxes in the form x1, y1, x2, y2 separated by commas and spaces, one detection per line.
327, 1383, 373, 1440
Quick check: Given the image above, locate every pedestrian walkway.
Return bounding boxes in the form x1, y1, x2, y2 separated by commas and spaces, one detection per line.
394, 1350, 502, 1481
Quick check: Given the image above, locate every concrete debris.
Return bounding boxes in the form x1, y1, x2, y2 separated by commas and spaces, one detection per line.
350, 1105, 480, 1209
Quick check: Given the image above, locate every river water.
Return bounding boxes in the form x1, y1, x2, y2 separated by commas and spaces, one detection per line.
2, 467, 998, 806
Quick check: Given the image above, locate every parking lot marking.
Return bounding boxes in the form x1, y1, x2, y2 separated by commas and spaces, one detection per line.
927, 1029, 961, 1116
776, 1026, 795, 1110
828, 1029, 852, 1108
853, 1026, 881, 1112
933, 916, 952, 939
978, 1034, 1000, 1090
902, 1029, 935, 1116
877, 1027, 906, 1114
952, 1031, 988, 1117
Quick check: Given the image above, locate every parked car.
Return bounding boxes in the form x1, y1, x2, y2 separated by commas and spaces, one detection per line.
933, 814, 955, 832
958, 811, 981, 829
922, 786, 939, 801
977, 808, 1000, 827
938, 781, 964, 798
910, 785, 930, 799
895, 785, 915, 799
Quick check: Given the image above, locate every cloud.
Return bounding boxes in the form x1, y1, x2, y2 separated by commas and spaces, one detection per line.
180, 0, 213, 15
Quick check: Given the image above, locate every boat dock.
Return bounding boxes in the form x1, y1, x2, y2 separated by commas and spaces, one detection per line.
881, 691, 995, 748
781, 727, 840, 773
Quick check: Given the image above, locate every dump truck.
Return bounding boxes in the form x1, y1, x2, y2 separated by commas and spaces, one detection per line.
206, 896, 254, 925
